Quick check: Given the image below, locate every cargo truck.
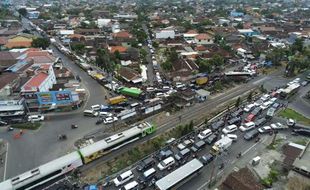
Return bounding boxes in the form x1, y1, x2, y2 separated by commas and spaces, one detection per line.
210, 136, 232, 155
119, 87, 143, 98
196, 77, 208, 85
108, 95, 127, 105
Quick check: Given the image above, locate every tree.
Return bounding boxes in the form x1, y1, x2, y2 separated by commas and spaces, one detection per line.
209, 54, 224, 67
71, 43, 85, 54
197, 58, 212, 73
236, 22, 243, 29
18, 8, 27, 17
31, 38, 50, 49
114, 50, 121, 60
291, 38, 304, 54
235, 97, 241, 108
266, 48, 286, 66
96, 49, 115, 73
169, 48, 178, 62
247, 91, 253, 102
161, 61, 173, 71
214, 81, 223, 91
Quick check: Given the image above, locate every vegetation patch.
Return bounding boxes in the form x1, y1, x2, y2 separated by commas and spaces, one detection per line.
294, 138, 309, 146
278, 108, 310, 125
11, 122, 41, 130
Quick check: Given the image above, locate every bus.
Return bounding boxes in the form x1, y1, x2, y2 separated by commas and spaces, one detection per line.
155, 159, 203, 190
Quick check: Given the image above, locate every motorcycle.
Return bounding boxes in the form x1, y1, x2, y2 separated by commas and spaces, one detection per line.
219, 163, 224, 170
58, 134, 67, 140
255, 137, 261, 143
96, 119, 103, 125
71, 124, 78, 129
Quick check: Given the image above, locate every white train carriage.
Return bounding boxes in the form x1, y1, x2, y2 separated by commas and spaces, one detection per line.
0, 151, 83, 190
79, 122, 155, 164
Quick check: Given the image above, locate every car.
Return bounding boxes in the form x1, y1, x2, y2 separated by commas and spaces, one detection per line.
91, 104, 101, 111
231, 109, 244, 118
286, 118, 296, 127
99, 112, 113, 117
174, 148, 191, 161
157, 149, 174, 161
28, 115, 44, 122
228, 117, 241, 125
244, 104, 256, 112
260, 94, 270, 102
210, 120, 225, 131
254, 99, 264, 106
301, 81, 309, 86
190, 140, 206, 153
251, 107, 263, 116
157, 156, 175, 170
205, 134, 218, 145
272, 103, 280, 109
270, 122, 288, 130
0, 120, 8, 126
113, 170, 134, 187
255, 118, 267, 127
239, 122, 256, 132
200, 153, 214, 165
136, 157, 155, 172
269, 97, 277, 104
222, 124, 238, 134
197, 129, 212, 140
103, 116, 118, 124
258, 126, 273, 134
245, 113, 255, 123
243, 129, 259, 140
260, 101, 272, 110
292, 129, 310, 137
120, 181, 138, 190
221, 134, 238, 141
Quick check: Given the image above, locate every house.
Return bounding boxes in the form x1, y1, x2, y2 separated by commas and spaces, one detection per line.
58, 30, 74, 36
25, 50, 57, 65
118, 67, 142, 83
238, 29, 258, 37
155, 30, 175, 39
196, 89, 210, 102
230, 11, 245, 17
194, 33, 214, 45
109, 46, 127, 53
75, 29, 101, 36
97, 19, 112, 28
0, 72, 20, 98
292, 144, 310, 177
68, 34, 85, 42
112, 31, 133, 39
0, 51, 20, 72
5, 34, 34, 49
283, 142, 305, 170
21, 71, 56, 94
183, 30, 198, 43
27, 11, 40, 19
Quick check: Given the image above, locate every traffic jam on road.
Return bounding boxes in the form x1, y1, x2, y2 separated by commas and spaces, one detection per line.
98, 80, 305, 190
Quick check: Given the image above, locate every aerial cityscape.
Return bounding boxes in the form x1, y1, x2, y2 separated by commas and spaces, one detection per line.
0, 0, 309, 189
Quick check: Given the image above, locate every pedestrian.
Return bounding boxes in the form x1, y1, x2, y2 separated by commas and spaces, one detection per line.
19, 129, 23, 135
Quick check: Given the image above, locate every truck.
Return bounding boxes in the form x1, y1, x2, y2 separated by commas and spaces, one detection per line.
108, 95, 127, 105
210, 136, 232, 155
196, 77, 208, 85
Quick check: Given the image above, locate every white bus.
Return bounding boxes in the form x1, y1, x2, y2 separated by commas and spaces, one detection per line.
155, 158, 203, 190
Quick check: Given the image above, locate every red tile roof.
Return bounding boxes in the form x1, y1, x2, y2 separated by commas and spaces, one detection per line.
23, 72, 48, 91
110, 46, 127, 53
5, 41, 32, 49
186, 30, 198, 34
195, 33, 212, 40
0, 37, 8, 45
112, 31, 132, 38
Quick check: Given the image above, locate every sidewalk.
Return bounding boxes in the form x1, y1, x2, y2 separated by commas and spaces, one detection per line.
0, 139, 8, 181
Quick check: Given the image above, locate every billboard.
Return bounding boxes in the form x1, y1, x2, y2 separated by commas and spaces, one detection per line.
36, 91, 76, 106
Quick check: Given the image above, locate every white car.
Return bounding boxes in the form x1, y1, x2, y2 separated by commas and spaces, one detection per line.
286, 118, 295, 127
113, 170, 134, 187
244, 104, 256, 112
260, 94, 270, 102
28, 115, 44, 122
254, 99, 264, 106
239, 122, 255, 132
104, 117, 118, 124
222, 125, 238, 134
258, 126, 272, 133
99, 112, 113, 117
221, 134, 238, 141
270, 122, 288, 130
260, 101, 272, 110
91, 104, 101, 111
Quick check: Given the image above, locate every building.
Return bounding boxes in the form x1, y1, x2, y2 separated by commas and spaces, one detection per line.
194, 33, 214, 45
183, 30, 198, 43
196, 89, 210, 102
292, 144, 310, 177
238, 29, 258, 37
0, 72, 20, 98
0, 51, 20, 72
118, 67, 142, 83
27, 11, 40, 19
230, 11, 244, 17
97, 19, 111, 28
155, 30, 175, 39
5, 34, 34, 49
0, 99, 25, 118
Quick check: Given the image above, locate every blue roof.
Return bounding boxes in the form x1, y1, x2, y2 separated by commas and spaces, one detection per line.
6, 59, 28, 72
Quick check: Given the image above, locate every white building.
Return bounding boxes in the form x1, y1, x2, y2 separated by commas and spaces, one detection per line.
97, 19, 111, 28
155, 30, 175, 39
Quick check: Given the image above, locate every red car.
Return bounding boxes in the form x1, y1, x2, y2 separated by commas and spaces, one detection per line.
245, 114, 255, 123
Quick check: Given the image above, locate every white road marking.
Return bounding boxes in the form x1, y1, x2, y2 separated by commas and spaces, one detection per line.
3, 142, 8, 181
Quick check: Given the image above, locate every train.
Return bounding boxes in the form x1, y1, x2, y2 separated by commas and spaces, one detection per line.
0, 122, 155, 190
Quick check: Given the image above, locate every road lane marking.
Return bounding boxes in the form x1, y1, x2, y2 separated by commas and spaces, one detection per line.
3, 142, 8, 181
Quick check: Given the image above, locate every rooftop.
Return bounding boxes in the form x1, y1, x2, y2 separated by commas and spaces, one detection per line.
22, 72, 49, 91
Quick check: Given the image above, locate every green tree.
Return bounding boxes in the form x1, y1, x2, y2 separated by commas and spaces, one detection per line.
96, 48, 115, 73
31, 38, 50, 49
114, 50, 121, 60
291, 38, 304, 54
266, 48, 286, 66
18, 8, 27, 17
71, 43, 85, 54
197, 58, 212, 73
209, 54, 225, 67
235, 97, 241, 108
214, 81, 223, 91
152, 41, 159, 48
247, 91, 253, 102
236, 22, 243, 29
161, 61, 173, 71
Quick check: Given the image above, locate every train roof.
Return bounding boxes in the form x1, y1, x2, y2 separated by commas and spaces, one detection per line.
79, 122, 152, 157
9, 151, 81, 188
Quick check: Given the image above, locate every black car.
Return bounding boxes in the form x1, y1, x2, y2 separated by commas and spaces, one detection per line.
228, 117, 241, 125
210, 120, 225, 131
157, 149, 174, 161
272, 103, 280, 109
175, 148, 191, 162
200, 153, 214, 165
293, 129, 310, 137
244, 129, 259, 140
136, 157, 155, 172
251, 107, 262, 116
190, 140, 206, 153
255, 118, 267, 127
0, 120, 8, 126
231, 109, 244, 118
205, 134, 218, 145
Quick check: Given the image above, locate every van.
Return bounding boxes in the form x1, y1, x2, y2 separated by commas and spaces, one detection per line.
120, 181, 138, 190
91, 104, 101, 111
113, 170, 134, 187
130, 102, 140, 108
239, 121, 256, 132
84, 110, 98, 117
142, 168, 156, 180
157, 156, 175, 170
198, 129, 212, 140
190, 140, 206, 153
175, 148, 191, 161
136, 157, 155, 172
